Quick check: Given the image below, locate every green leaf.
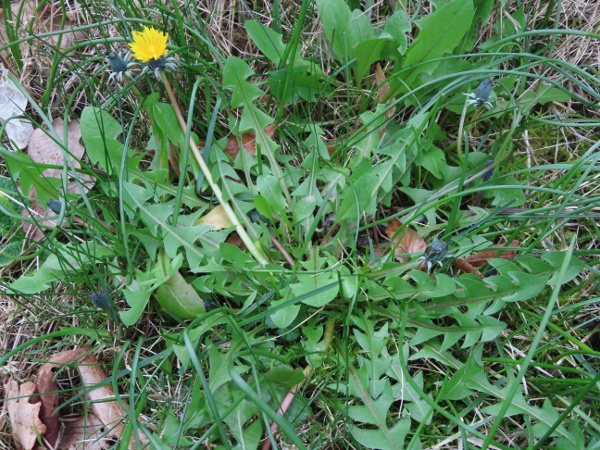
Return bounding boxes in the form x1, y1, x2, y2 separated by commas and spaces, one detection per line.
351, 418, 411, 450
337, 172, 379, 220
253, 194, 273, 222
120, 288, 152, 326
398, 187, 438, 225
149, 102, 193, 151
484, 176, 526, 207
350, 9, 376, 43
292, 195, 316, 225
301, 319, 326, 369
257, 174, 286, 215
214, 384, 263, 450
154, 270, 206, 320
415, 143, 446, 179
0, 240, 23, 267
353, 316, 389, 356
424, 342, 577, 445
9, 243, 114, 294
542, 252, 585, 285
269, 66, 330, 103
80, 106, 122, 141
220, 242, 254, 266
292, 272, 339, 307
80, 107, 126, 171
387, 361, 433, 422
245, 20, 286, 64
269, 298, 301, 329
404, 0, 475, 79
121, 181, 213, 270
440, 346, 486, 400
232, 419, 261, 450
164, 224, 215, 271
223, 57, 265, 109
171, 316, 229, 372
266, 366, 305, 388
0, 176, 24, 232
222, 57, 289, 202
383, 9, 411, 55
120, 254, 183, 325
347, 375, 410, 450
316, 0, 353, 62
160, 410, 193, 447
518, 85, 571, 112
209, 345, 234, 391
348, 369, 392, 425
353, 38, 390, 81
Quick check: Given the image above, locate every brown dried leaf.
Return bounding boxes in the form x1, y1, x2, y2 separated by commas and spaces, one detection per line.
22, 118, 94, 240
385, 218, 426, 263
35, 346, 145, 449
75, 348, 149, 449
452, 257, 483, 277
5, 347, 148, 450
222, 125, 276, 159
59, 413, 110, 450
464, 240, 519, 267
34, 361, 61, 448
20, 196, 55, 242
373, 63, 396, 131
4, 380, 46, 450
225, 232, 244, 249
374, 63, 389, 105
27, 118, 93, 193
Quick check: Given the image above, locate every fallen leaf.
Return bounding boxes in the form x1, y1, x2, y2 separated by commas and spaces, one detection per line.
452, 257, 483, 277
4, 380, 46, 450
34, 360, 62, 448
5, 347, 149, 450
374, 63, 389, 105
373, 63, 396, 136
225, 232, 244, 249
0, 65, 34, 150
385, 218, 426, 263
27, 118, 93, 193
59, 413, 109, 450
196, 204, 233, 230
21, 118, 95, 241
464, 240, 519, 267
41, 347, 145, 449
220, 125, 276, 159
20, 196, 57, 242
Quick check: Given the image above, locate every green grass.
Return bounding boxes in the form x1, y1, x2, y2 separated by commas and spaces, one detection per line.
1, 0, 599, 449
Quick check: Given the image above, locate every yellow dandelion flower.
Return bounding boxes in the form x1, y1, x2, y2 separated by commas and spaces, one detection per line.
129, 26, 169, 62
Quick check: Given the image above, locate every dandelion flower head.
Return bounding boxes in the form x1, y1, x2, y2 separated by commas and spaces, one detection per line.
129, 26, 169, 62
107, 51, 134, 83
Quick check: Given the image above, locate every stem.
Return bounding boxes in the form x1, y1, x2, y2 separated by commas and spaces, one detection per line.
160, 72, 269, 265
456, 98, 470, 163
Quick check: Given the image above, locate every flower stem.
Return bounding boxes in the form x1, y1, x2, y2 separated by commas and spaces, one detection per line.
160, 72, 269, 265
456, 99, 470, 163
